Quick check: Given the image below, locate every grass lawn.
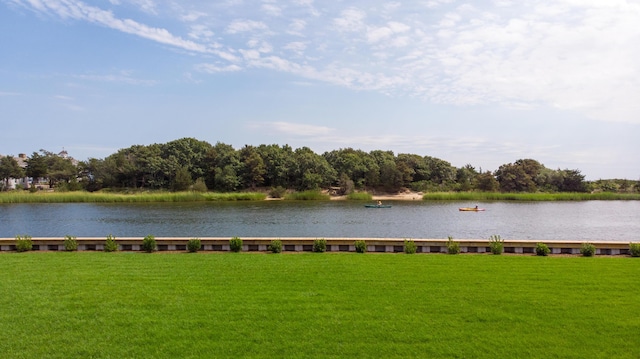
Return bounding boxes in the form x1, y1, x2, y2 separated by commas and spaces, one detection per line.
1, 252, 638, 358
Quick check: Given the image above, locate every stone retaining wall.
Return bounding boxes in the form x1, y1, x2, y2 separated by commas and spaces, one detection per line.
0, 237, 634, 255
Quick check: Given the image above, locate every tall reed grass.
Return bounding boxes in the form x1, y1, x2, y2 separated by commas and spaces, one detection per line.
346, 192, 373, 200
422, 192, 640, 201
284, 190, 330, 200
0, 191, 266, 203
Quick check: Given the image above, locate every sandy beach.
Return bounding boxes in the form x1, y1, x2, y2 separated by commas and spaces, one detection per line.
329, 190, 423, 201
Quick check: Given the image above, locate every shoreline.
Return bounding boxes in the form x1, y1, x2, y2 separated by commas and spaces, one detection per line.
329, 191, 424, 201
1, 190, 638, 204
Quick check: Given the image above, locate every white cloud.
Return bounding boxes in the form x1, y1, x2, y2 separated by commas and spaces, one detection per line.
283, 41, 307, 56
240, 49, 261, 60
181, 11, 207, 22
195, 63, 242, 73
130, 0, 157, 15
333, 7, 366, 32
9, 0, 640, 124
225, 19, 268, 34
366, 21, 410, 43
287, 18, 307, 36
73, 71, 156, 85
261, 4, 281, 17
188, 24, 214, 40
11, 0, 210, 53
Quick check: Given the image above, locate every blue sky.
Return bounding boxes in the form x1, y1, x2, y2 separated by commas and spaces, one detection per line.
1, 0, 639, 180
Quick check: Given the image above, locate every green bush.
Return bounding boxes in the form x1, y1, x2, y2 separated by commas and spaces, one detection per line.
229, 237, 243, 252
536, 243, 550, 256
63, 235, 78, 251
268, 240, 282, 254
269, 186, 287, 199
104, 234, 118, 252
192, 178, 208, 192
447, 236, 460, 255
404, 239, 417, 254
630, 242, 640, 257
187, 238, 201, 253
313, 238, 327, 253
15, 235, 32, 252
354, 240, 367, 253
141, 235, 157, 253
489, 234, 503, 255
580, 243, 596, 257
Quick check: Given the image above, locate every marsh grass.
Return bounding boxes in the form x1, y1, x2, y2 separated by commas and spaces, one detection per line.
422, 191, 640, 201
346, 192, 373, 200
0, 253, 638, 358
0, 191, 267, 203
284, 190, 330, 200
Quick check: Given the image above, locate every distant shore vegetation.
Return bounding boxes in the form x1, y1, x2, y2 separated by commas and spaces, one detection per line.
1, 190, 639, 204
1, 138, 639, 201
422, 191, 640, 201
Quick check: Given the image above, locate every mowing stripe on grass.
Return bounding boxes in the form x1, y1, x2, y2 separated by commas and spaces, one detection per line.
0, 253, 638, 358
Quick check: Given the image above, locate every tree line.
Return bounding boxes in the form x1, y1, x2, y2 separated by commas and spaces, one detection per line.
1, 137, 638, 193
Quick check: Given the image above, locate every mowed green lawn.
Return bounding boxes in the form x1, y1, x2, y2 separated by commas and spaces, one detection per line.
1, 252, 638, 358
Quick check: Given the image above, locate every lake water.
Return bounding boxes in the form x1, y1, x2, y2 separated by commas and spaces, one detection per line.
1, 201, 639, 241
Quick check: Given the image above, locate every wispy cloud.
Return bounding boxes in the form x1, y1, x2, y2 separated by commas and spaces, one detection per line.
225, 19, 268, 34
73, 71, 157, 85
0, 91, 22, 96
7, 0, 640, 124
333, 7, 366, 32
195, 63, 242, 73
248, 121, 334, 136
8, 0, 210, 53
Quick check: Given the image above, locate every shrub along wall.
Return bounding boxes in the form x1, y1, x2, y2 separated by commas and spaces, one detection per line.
0, 237, 636, 256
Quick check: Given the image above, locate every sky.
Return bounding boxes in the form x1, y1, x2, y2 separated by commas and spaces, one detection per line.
1, 0, 639, 180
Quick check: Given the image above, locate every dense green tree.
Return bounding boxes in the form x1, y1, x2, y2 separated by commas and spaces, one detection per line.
556, 169, 587, 192
0, 155, 25, 190
337, 173, 355, 195
21, 137, 605, 194
25, 151, 48, 188
422, 156, 456, 190
370, 150, 402, 191
455, 164, 478, 191
204, 142, 241, 192
293, 147, 336, 190
79, 158, 111, 191
395, 154, 430, 185
323, 148, 374, 188
239, 145, 266, 189
43, 151, 77, 188
475, 171, 499, 192
256, 144, 296, 188
172, 166, 193, 191
121, 145, 165, 188
495, 163, 536, 192
161, 138, 212, 181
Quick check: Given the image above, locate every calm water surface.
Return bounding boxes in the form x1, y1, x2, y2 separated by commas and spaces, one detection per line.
1, 201, 639, 241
